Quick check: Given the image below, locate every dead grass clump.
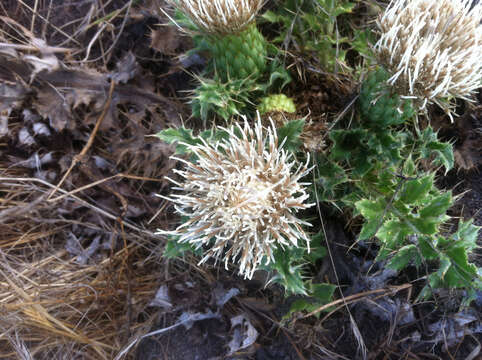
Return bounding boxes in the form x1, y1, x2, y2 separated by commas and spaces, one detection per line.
0, 176, 171, 359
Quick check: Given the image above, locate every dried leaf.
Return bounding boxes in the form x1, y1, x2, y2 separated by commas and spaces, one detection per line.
1, 51, 179, 131
32, 122, 51, 137
212, 283, 240, 307
454, 136, 482, 170
427, 309, 482, 347
149, 26, 181, 55
110, 51, 139, 84
179, 310, 220, 330
17, 127, 35, 146
65, 233, 102, 265
35, 87, 75, 131
227, 314, 258, 355
0, 82, 27, 136
149, 285, 173, 309
22, 38, 60, 79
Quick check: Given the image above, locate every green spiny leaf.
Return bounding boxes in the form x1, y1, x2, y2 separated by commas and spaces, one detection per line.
277, 119, 305, 152
311, 283, 336, 304
387, 244, 418, 270
355, 198, 386, 222
419, 192, 452, 218
450, 219, 480, 251
418, 236, 439, 260
156, 127, 202, 155
426, 141, 454, 172
399, 174, 434, 204
164, 238, 200, 259
376, 220, 411, 260
358, 219, 379, 240
409, 215, 441, 236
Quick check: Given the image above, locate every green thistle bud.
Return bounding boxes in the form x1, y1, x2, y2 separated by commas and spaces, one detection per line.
258, 94, 296, 115
211, 23, 267, 82
359, 68, 415, 128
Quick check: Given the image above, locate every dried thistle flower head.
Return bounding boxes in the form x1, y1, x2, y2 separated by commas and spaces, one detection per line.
173, 0, 263, 35
159, 116, 314, 279
375, 0, 482, 117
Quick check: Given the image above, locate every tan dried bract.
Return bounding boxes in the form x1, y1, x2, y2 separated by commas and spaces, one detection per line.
171, 0, 263, 34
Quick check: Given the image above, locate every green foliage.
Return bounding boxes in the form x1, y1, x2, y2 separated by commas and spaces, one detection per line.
353, 168, 480, 295
264, 230, 330, 296
277, 118, 305, 152
284, 282, 337, 320
312, 153, 348, 202
266, 246, 309, 295
359, 68, 416, 128
262, 0, 357, 72
413, 126, 454, 173
156, 127, 203, 155
330, 128, 405, 176
164, 236, 202, 259
351, 28, 377, 61
191, 77, 257, 123
327, 69, 420, 175
155, 126, 229, 156
309, 67, 480, 302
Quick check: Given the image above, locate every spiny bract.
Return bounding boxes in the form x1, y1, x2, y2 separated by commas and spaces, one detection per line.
159, 116, 314, 279
375, 0, 482, 118
211, 23, 267, 82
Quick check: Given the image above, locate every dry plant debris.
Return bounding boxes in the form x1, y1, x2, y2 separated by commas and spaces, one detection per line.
0, 2, 184, 358
171, 0, 263, 34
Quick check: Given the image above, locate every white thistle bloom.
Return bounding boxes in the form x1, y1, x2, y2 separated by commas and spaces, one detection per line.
159, 116, 314, 279
172, 0, 263, 34
375, 0, 482, 118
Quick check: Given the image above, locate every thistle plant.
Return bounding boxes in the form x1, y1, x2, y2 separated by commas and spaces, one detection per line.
375, 0, 482, 118
170, 0, 295, 121
158, 117, 314, 280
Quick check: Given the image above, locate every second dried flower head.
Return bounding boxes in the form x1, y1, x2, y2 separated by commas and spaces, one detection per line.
160, 117, 314, 279
375, 0, 482, 118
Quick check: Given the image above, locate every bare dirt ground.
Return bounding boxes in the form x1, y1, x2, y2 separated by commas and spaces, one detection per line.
0, 1, 481, 359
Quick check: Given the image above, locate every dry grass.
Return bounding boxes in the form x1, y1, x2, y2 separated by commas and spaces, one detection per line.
0, 174, 169, 359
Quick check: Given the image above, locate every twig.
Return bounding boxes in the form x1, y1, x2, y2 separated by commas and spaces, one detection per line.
281, 328, 307, 360
0, 42, 70, 53
48, 80, 115, 200
303, 284, 412, 319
